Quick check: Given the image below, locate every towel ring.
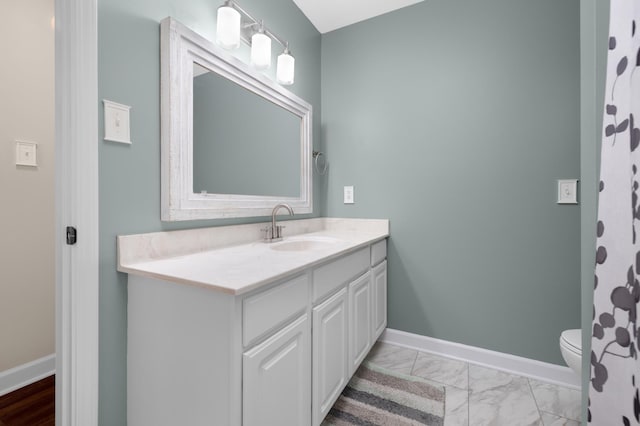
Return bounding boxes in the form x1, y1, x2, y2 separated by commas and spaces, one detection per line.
313, 151, 327, 175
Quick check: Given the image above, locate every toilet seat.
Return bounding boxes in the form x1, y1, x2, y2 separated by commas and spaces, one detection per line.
560, 329, 582, 353
560, 329, 582, 376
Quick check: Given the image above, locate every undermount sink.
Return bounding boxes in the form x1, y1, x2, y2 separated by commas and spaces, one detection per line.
270, 236, 343, 251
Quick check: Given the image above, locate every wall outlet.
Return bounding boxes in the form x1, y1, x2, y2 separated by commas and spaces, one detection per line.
344, 186, 354, 204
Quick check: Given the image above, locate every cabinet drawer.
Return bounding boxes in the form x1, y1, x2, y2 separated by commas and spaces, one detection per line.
243, 274, 309, 347
312, 248, 369, 303
371, 239, 387, 266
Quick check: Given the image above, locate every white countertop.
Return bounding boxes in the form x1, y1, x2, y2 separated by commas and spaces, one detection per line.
118, 218, 389, 295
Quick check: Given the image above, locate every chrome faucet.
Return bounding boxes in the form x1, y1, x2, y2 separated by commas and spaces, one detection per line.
262, 203, 294, 242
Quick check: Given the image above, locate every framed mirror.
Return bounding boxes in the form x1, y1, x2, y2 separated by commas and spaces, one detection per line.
160, 17, 312, 221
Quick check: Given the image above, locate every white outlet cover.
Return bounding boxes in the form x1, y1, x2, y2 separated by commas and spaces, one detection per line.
557, 179, 578, 204
16, 140, 37, 167
103, 99, 132, 144
344, 185, 354, 204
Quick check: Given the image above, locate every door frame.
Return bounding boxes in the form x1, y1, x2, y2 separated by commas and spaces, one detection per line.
55, 0, 100, 424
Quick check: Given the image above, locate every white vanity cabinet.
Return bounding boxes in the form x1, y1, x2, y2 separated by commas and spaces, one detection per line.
127, 272, 311, 426
122, 221, 388, 426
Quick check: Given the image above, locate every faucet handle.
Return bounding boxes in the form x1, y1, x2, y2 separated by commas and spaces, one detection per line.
275, 225, 286, 239
261, 226, 274, 241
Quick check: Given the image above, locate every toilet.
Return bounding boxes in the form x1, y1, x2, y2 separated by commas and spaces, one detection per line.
560, 329, 582, 375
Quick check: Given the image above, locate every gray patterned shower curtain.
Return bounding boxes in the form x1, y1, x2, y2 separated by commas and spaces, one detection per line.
590, 0, 640, 424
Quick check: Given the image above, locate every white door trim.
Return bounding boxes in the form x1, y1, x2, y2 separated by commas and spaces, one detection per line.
55, 0, 99, 425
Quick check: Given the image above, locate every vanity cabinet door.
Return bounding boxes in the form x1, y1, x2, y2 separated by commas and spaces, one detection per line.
312, 288, 349, 426
243, 314, 311, 426
349, 272, 372, 376
371, 260, 387, 341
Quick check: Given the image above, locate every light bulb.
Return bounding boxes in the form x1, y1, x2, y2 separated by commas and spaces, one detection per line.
216, 5, 240, 49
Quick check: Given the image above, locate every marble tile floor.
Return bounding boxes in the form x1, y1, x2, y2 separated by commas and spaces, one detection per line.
365, 342, 581, 426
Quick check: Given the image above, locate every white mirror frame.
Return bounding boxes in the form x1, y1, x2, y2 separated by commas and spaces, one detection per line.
160, 17, 312, 221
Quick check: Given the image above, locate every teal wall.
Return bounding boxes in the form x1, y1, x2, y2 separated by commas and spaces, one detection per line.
580, 0, 609, 420
321, 0, 581, 364
97, 1, 321, 424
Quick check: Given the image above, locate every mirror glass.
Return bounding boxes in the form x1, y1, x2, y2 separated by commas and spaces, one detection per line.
160, 17, 312, 221
192, 63, 300, 198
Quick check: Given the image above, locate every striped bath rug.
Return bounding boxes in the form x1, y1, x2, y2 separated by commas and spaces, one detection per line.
322, 362, 445, 426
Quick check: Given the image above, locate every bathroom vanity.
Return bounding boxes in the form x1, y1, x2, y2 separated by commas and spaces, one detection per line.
130, 17, 390, 425
118, 218, 388, 426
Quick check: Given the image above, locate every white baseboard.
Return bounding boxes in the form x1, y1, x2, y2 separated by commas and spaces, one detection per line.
0, 354, 56, 397
380, 328, 581, 389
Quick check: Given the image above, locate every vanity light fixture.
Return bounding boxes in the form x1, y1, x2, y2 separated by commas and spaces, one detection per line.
215, 0, 295, 85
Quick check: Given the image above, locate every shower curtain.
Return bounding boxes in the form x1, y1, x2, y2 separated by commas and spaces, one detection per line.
590, 0, 640, 424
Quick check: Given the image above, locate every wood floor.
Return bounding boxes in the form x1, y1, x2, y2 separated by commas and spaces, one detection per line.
0, 376, 54, 426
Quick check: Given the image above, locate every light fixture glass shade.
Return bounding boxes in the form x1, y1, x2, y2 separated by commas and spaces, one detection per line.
277, 52, 295, 85
216, 6, 241, 49
250, 32, 271, 70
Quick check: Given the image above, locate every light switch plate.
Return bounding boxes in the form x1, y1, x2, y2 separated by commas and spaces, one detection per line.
344, 185, 354, 204
103, 99, 132, 144
15, 141, 37, 167
557, 179, 578, 204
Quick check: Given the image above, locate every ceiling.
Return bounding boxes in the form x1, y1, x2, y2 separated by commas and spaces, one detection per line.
291, 0, 426, 34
